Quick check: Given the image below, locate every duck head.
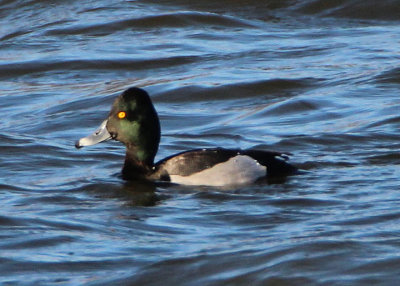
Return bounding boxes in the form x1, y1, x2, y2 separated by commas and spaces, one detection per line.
76, 87, 161, 171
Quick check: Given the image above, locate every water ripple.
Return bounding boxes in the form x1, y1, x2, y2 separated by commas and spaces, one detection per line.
45, 11, 256, 36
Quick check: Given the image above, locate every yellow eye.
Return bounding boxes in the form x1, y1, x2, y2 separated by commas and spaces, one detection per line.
118, 111, 126, 119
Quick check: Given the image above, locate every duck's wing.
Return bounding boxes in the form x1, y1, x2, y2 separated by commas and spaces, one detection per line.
240, 149, 297, 176
153, 148, 296, 181
154, 148, 237, 178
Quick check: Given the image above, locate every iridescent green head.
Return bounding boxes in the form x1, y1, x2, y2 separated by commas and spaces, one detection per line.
107, 87, 161, 164
76, 87, 161, 167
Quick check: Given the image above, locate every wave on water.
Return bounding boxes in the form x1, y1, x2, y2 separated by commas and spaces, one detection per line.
375, 67, 400, 84
154, 78, 320, 102
0, 56, 199, 79
294, 0, 400, 21
45, 11, 255, 36
151, 0, 400, 21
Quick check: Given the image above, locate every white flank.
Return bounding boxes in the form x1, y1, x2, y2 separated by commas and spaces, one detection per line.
169, 155, 266, 187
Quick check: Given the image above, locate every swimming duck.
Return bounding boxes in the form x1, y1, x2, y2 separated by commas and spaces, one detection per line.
75, 87, 297, 186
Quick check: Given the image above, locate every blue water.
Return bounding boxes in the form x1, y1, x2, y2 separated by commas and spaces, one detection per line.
1, 0, 400, 285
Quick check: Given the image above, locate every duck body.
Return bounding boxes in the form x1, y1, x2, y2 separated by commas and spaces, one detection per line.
149, 148, 296, 186
76, 87, 297, 186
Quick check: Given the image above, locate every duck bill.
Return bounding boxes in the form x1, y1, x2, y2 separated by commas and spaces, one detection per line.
75, 119, 112, 149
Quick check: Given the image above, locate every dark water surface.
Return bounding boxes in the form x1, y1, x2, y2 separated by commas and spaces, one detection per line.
1, 0, 400, 285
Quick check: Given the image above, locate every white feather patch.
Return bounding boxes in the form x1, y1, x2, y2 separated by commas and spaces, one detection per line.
169, 155, 266, 186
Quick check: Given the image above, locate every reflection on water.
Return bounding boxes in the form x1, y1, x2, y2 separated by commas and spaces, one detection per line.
1, 0, 400, 285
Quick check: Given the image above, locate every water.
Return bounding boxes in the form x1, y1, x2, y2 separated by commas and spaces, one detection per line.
1, 0, 400, 285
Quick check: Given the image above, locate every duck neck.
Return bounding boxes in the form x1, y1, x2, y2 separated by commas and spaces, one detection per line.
122, 147, 154, 180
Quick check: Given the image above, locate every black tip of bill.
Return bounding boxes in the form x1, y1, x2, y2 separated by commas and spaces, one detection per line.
75, 141, 82, 149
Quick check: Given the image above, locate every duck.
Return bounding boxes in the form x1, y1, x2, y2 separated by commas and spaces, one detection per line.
75, 87, 297, 186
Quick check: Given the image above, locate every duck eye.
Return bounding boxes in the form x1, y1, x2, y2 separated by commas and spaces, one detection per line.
117, 111, 126, 119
